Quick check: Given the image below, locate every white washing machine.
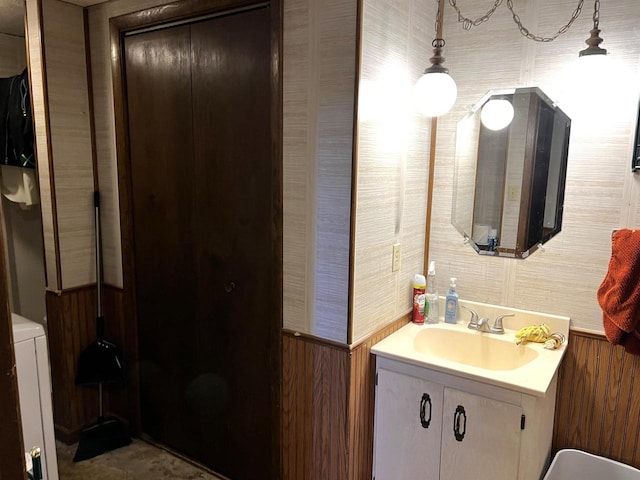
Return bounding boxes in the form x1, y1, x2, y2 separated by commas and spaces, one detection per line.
12, 313, 59, 480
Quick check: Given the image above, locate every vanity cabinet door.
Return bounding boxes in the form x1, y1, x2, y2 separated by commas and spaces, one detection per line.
373, 368, 444, 480
440, 387, 522, 480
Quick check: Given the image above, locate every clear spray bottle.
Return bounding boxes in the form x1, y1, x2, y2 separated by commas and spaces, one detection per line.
426, 261, 439, 324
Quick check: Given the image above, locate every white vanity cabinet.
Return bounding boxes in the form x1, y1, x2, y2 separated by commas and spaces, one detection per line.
439, 387, 522, 480
373, 357, 557, 480
374, 368, 444, 480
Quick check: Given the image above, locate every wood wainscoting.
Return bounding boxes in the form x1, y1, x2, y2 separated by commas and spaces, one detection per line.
47, 287, 640, 472
45, 284, 133, 443
282, 314, 409, 480
553, 329, 640, 469
284, 321, 640, 478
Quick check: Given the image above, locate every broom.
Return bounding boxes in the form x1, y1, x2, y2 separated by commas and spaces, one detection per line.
73, 192, 130, 461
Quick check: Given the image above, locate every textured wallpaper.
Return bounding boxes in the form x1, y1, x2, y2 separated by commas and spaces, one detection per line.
428, 0, 640, 332
283, 0, 356, 342
350, 0, 435, 343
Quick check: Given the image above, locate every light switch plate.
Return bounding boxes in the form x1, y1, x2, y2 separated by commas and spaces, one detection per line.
392, 243, 401, 272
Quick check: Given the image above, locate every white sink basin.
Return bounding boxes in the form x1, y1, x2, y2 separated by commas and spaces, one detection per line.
371, 301, 570, 396
413, 328, 539, 371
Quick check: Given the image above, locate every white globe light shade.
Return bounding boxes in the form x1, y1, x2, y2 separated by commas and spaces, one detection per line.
480, 99, 515, 130
414, 72, 457, 117
575, 52, 609, 85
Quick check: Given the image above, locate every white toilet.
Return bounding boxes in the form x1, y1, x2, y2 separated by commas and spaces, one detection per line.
12, 313, 59, 480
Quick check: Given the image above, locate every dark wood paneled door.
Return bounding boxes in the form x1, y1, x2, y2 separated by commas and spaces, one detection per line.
124, 7, 275, 479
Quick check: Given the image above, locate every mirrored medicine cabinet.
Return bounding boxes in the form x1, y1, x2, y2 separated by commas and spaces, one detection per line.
452, 87, 571, 259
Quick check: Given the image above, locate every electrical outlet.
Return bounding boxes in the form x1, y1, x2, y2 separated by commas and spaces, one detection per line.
508, 185, 519, 201
392, 243, 401, 272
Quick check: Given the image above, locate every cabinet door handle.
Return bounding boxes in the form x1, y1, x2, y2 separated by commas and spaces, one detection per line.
453, 405, 466, 441
419, 393, 432, 428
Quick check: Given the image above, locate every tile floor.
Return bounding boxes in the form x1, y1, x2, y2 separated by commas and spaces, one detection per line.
56, 439, 225, 480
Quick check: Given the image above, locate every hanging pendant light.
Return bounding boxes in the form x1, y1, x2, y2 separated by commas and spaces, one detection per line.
578, 0, 607, 63
480, 98, 514, 130
415, 39, 458, 117
412, 0, 605, 117
415, 0, 457, 117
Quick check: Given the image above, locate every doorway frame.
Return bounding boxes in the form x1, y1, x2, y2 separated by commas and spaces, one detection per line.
109, 0, 282, 477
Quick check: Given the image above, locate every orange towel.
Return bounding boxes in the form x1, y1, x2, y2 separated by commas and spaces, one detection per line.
598, 229, 640, 354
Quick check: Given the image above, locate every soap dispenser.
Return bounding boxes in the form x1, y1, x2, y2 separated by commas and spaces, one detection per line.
444, 277, 459, 324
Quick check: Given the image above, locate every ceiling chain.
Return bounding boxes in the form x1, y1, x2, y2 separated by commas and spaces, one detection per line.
448, 0, 504, 30
447, 0, 587, 43
507, 0, 585, 42
434, 0, 446, 48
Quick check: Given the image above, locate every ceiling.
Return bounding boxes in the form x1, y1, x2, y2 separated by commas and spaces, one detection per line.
0, 0, 109, 37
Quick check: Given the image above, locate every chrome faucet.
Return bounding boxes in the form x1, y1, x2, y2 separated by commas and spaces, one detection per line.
461, 306, 513, 335
461, 306, 483, 330
476, 316, 492, 333
491, 314, 514, 334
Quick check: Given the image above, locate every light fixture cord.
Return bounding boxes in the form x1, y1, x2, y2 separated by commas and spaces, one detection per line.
578, 0, 605, 55
506, 0, 584, 42
433, 0, 445, 47
448, 0, 503, 30
449, 0, 586, 42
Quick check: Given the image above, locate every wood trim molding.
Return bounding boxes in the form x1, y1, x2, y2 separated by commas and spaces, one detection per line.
284, 310, 411, 353
108, 7, 139, 432
425, 117, 437, 272
37, 0, 62, 290
570, 327, 606, 340
40, 0, 61, 289
109, 0, 268, 32
25, 0, 62, 291
282, 329, 351, 352
346, 0, 364, 346
425, 0, 445, 271
23, 3, 48, 289
271, 0, 283, 476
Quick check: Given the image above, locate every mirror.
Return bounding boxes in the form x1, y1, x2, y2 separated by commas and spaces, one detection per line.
452, 87, 571, 258
633, 99, 640, 172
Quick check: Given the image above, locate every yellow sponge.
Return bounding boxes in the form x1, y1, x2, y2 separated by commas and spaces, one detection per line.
514, 324, 551, 345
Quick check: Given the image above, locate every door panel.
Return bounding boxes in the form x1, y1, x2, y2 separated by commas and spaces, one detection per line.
374, 368, 444, 480
440, 388, 522, 480
125, 24, 198, 449
125, 8, 274, 479
188, 9, 273, 478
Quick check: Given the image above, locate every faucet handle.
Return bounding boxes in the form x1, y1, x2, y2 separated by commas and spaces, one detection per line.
461, 305, 479, 329
491, 314, 515, 334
